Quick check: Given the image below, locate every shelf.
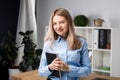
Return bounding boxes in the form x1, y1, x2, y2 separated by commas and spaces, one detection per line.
92, 49, 111, 52
74, 26, 93, 29
74, 26, 120, 77
93, 66, 110, 73
93, 69, 110, 73
74, 26, 112, 29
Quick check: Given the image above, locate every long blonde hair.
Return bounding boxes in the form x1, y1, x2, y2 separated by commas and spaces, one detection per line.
44, 8, 81, 50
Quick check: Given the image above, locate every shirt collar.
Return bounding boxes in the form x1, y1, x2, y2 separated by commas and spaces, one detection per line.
56, 36, 66, 42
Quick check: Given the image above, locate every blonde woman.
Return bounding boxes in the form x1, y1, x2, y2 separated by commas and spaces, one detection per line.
38, 8, 91, 80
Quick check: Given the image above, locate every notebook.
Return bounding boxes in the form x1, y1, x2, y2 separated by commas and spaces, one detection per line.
46, 52, 60, 77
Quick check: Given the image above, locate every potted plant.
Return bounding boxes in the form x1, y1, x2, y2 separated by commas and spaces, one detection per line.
74, 15, 88, 26
18, 30, 42, 72
0, 31, 19, 80
0, 31, 18, 68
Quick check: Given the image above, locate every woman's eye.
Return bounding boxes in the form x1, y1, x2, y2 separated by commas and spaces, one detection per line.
53, 23, 57, 26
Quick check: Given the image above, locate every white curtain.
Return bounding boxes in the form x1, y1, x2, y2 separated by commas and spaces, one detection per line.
15, 0, 38, 66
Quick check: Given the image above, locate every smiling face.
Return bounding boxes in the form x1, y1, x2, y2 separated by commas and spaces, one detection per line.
53, 15, 68, 39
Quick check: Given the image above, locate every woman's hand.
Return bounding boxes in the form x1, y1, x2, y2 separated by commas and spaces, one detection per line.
48, 58, 69, 71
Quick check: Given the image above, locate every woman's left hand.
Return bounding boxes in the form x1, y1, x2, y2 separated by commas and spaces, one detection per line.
54, 58, 69, 71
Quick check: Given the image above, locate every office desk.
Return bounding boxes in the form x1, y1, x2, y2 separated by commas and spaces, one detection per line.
11, 70, 120, 80
80, 73, 120, 80
11, 70, 47, 80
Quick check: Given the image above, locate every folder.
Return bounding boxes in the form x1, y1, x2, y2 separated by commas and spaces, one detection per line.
93, 29, 99, 49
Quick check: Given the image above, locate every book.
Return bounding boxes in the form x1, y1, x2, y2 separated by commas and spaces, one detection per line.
46, 52, 60, 77
98, 66, 110, 71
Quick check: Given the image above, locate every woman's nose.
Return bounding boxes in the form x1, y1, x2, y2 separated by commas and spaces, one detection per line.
56, 23, 61, 28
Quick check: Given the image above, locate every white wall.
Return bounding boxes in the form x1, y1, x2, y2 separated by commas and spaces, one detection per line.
36, 0, 120, 48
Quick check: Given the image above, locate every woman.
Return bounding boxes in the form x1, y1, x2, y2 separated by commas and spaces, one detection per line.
38, 8, 91, 80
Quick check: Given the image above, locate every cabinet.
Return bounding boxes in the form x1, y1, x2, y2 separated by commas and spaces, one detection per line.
75, 26, 120, 77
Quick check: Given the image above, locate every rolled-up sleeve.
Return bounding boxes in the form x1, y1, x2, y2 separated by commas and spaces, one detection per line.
68, 40, 91, 77
38, 42, 52, 77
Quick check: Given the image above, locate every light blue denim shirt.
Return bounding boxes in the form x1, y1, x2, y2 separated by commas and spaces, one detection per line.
38, 36, 91, 80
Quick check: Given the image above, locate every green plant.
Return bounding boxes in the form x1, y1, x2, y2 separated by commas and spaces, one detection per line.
19, 30, 42, 72
74, 15, 88, 26
0, 31, 18, 68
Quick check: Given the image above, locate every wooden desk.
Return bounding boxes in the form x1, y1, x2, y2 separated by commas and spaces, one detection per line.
12, 70, 120, 80
80, 73, 120, 80
11, 70, 47, 80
